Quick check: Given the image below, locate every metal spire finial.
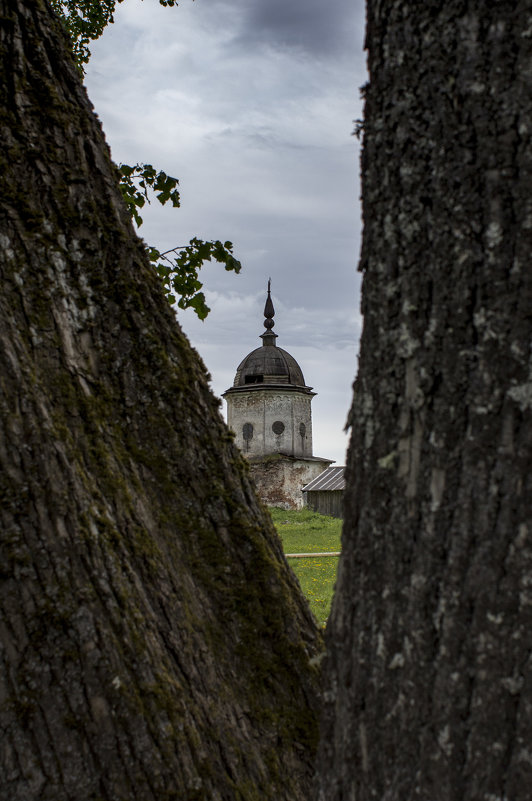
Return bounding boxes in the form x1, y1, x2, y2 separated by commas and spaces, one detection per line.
261, 278, 278, 346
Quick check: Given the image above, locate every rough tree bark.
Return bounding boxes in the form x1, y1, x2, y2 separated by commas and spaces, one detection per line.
318, 3, 532, 800
0, 2, 322, 799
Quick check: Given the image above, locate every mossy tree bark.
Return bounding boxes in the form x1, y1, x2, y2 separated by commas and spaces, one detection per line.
318, 3, 532, 800
0, 2, 322, 799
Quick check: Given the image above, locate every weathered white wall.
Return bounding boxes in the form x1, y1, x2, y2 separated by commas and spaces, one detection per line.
226, 388, 313, 458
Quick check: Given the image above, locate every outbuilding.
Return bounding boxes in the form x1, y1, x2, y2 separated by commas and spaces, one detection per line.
302, 466, 346, 518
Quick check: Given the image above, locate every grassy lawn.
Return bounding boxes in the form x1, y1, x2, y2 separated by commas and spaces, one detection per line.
270, 507, 342, 626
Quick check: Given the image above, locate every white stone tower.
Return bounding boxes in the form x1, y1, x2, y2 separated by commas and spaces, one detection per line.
223, 282, 332, 508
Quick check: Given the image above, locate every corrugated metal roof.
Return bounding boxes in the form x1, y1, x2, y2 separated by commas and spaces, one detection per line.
302, 466, 345, 493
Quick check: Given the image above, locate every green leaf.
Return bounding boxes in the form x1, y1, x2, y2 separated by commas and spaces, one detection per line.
150, 238, 241, 319
116, 163, 181, 227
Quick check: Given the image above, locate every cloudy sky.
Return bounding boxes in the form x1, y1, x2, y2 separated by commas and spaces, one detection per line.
85, 0, 367, 465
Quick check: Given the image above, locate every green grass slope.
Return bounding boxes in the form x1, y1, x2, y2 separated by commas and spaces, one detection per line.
270, 508, 342, 626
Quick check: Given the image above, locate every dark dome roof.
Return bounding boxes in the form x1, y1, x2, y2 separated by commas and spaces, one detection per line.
233, 344, 306, 388
228, 282, 311, 391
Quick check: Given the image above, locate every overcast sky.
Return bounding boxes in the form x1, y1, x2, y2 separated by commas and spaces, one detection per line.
85, 0, 367, 465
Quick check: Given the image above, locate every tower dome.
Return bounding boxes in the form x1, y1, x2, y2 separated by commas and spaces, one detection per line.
231, 281, 309, 390
233, 345, 306, 388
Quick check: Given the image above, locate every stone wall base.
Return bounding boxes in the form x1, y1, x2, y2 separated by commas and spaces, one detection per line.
248, 455, 333, 510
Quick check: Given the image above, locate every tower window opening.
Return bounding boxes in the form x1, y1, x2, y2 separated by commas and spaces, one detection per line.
243, 422, 253, 452
245, 375, 264, 384
272, 421, 285, 435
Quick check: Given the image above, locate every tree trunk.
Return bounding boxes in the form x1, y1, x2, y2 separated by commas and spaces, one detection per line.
0, 2, 322, 799
318, 3, 532, 800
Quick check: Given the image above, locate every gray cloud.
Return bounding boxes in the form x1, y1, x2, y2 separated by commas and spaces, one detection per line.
237, 0, 357, 57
